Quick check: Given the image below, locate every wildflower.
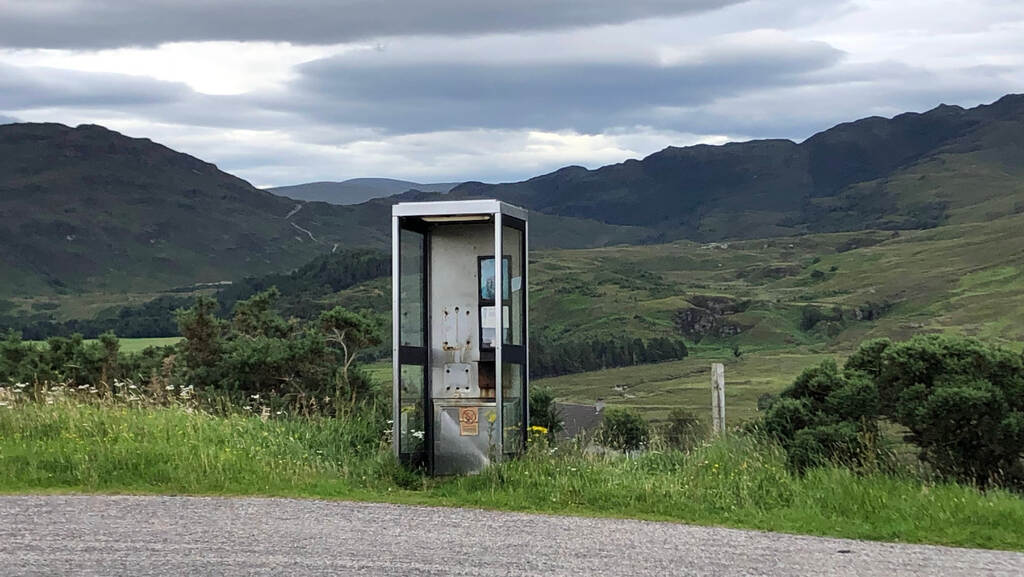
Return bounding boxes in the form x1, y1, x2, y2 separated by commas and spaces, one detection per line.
412, 430, 425, 440
164, 385, 174, 391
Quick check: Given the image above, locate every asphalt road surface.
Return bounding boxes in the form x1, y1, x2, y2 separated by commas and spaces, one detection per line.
2, 495, 1023, 576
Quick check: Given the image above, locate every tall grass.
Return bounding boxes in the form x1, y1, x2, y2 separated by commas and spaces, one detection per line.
2, 398, 1023, 551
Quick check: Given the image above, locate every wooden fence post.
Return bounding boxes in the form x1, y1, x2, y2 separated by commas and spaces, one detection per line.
711, 363, 725, 435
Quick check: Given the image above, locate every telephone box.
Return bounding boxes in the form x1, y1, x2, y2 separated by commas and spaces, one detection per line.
392, 200, 528, 475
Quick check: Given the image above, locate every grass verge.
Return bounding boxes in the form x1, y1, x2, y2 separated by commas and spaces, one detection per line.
2, 403, 1023, 551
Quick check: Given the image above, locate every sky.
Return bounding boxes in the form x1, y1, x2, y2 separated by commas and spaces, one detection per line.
0, 0, 1021, 187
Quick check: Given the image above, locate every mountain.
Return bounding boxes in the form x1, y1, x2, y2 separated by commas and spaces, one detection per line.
0, 123, 389, 295
268, 178, 461, 205
452, 94, 1024, 241
0, 123, 651, 296
2, 94, 1022, 297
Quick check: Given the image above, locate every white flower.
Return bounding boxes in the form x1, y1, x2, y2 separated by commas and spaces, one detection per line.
164, 385, 174, 391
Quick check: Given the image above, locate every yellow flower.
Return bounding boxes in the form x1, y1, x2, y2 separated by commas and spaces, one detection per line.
487, 412, 497, 423
529, 425, 548, 434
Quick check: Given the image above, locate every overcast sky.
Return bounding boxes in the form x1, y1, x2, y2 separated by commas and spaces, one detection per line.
1, 0, 1021, 187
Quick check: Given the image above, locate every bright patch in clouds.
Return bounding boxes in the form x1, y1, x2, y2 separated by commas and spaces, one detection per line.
0, 42, 341, 95
0, 0, 1020, 186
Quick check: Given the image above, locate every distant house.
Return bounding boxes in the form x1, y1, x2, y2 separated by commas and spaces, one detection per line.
556, 402, 604, 440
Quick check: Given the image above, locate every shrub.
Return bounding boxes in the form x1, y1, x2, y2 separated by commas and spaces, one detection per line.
756, 392, 777, 412
528, 386, 564, 439
851, 335, 1024, 485
172, 290, 383, 412
764, 335, 1024, 487
760, 359, 880, 471
599, 408, 650, 452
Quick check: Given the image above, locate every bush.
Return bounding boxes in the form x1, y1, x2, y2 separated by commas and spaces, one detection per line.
760, 359, 880, 471
173, 290, 382, 412
599, 408, 650, 452
528, 386, 564, 439
850, 335, 1024, 485
763, 335, 1024, 487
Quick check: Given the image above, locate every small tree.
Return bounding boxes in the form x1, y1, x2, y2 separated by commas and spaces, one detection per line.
231, 287, 290, 339
599, 408, 650, 452
320, 307, 381, 406
176, 296, 223, 376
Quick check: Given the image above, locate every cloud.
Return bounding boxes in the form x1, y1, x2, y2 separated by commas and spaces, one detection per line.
0, 113, 17, 124
113, 123, 732, 186
0, 0, 1021, 187
649, 60, 1021, 139
0, 62, 188, 109
0, 0, 743, 49
271, 32, 842, 134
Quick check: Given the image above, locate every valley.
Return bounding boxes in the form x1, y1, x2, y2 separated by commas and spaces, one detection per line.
2, 95, 1024, 426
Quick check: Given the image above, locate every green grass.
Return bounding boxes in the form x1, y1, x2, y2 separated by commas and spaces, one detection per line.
2, 402, 1023, 551
25, 336, 181, 353
522, 212, 1024, 417
534, 350, 834, 423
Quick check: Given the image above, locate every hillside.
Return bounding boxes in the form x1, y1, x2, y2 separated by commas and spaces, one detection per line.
453, 94, 1024, 240
0, 124, 647, 296
268, 178, 461, 205
527, 210, 1024, 419
0, 123, 393, 295
2, 94, 1022, 298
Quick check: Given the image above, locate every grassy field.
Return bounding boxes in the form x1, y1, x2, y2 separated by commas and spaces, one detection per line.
1, 401, 1022, 551
529, 212, 1024, 348
26, 336, 181, 353
521, 212, 1024, 417
369, 215, 1024, 422
534, 349, 834, 424
9, 213, 1024, 431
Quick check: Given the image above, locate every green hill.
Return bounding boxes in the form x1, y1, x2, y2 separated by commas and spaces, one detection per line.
0, 123, 653, 296
3, 95, 1022, 297
0, 123, 389, 295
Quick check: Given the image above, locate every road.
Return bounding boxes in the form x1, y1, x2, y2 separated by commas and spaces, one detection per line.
1, 495, 1022, 576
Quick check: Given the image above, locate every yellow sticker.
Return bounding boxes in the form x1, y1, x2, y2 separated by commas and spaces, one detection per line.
459, 407, 479, 436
